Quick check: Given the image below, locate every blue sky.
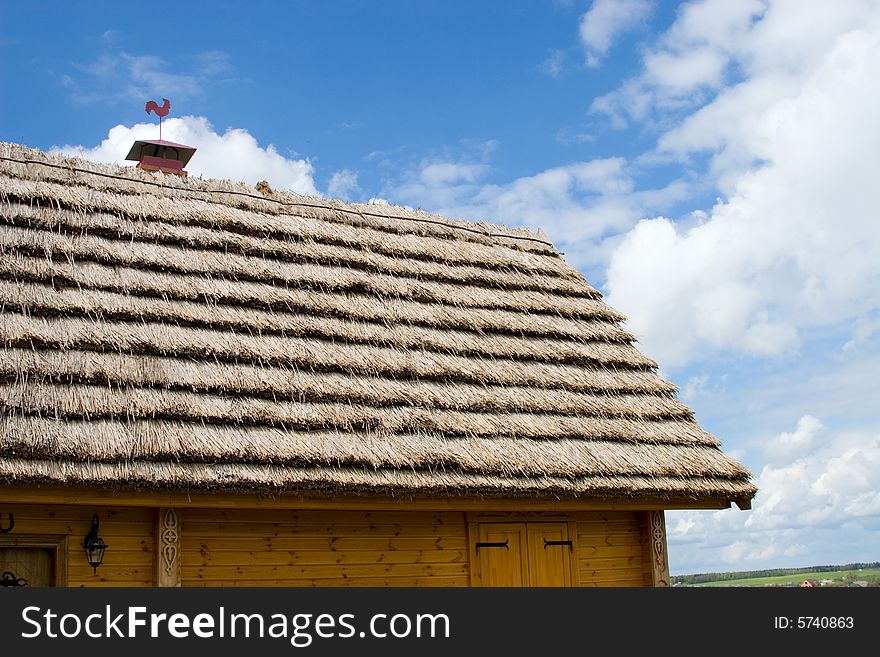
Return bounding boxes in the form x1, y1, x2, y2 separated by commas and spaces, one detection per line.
2, 0, 878, 575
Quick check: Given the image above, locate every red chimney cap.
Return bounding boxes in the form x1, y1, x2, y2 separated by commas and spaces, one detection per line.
125, 139, 197, 167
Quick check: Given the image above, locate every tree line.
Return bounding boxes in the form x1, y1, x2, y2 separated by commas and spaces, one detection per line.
671, 562, 880, 585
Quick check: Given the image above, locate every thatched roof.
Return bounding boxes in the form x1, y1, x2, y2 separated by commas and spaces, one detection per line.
0, 142, 755, 505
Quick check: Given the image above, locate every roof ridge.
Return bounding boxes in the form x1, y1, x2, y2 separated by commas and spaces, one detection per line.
0, 142, 554, 249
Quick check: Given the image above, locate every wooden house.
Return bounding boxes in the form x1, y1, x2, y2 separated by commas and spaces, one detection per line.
0, 142, 755, 587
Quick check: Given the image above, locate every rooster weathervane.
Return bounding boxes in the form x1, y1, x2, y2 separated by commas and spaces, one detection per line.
145, 98, 171, 141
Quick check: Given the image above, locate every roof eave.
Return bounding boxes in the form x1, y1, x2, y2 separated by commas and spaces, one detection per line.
0, 483, 748, 512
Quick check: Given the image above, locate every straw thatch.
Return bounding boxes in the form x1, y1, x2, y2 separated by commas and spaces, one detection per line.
0, 142, 755, 504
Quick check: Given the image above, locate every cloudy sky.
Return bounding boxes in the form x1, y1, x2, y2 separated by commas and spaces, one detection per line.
2, 0, 878, 575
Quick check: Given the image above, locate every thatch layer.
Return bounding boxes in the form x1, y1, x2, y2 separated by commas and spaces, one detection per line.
0, 313, 675, 393
0, 457, 755, 499
0, 416, 747, 480
0, 223, 622, 320
0, 381, 716, 445
0, 254, 635, 342
0, 348, 688, 418
0, 203, 593, 297
0, 143, 756, 504
0, 279, 654, 368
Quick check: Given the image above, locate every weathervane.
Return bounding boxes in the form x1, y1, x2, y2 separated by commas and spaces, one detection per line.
126, 97, 196, 176
145, 98, 171, 141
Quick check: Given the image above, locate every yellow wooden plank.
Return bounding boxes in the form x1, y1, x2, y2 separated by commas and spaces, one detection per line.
182, 549, 469, 566
182, 536, 468, 552
184, 576, 469, 587
576, 521, 642, 533
179, 522, 466, 538
8, 535, 151, 553
579, 566, 646, 580
182, 562, 469, 580
181, 511, 466, 525
63, 535, 153, 551
68, 581, 154, 587
183, 509, 465, 524
69, 565, 154, 579
572, 511, 641, 523
579, 579, 643, 587
576, 533, 643, 546
577, 556, 643, 570
3, 503, 154, 518
576, 544, 644, 558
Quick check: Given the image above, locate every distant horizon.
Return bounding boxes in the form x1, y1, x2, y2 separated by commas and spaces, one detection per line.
672, 560, 880, 578
2, 0, 878, 574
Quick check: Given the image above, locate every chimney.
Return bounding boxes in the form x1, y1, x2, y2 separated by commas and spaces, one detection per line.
125, 139, 197, 177
126, 98, 197, 176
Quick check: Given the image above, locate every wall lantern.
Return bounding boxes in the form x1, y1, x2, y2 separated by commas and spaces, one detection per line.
82, 514, 108, 574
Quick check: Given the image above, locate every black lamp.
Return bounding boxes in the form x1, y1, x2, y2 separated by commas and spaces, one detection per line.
83, 514, 108, 574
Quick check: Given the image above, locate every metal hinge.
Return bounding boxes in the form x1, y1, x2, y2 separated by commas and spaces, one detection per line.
475, 539, 510, 551
1, 571, 28, 587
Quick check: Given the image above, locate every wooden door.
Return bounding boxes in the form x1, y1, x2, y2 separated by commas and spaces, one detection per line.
526, 523, 572, 587
477, 523, 528, 587
0, 548, 53, 587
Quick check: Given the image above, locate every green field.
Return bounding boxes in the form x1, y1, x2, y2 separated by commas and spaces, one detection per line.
691, 567, 880, 587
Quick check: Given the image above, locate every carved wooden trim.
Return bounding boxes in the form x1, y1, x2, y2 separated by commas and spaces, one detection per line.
648, 510, 670, 587
154, 507, 181, 587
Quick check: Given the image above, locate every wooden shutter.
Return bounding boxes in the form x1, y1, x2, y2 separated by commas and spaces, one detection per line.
477, 523, 528, 587
527, 522, 572, 587
475, 521, 573, 587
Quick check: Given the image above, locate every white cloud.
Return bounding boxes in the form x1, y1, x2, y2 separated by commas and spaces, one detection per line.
388, 157, 626, 246
327, 169, 361, 201
605, 2, 880, 367
62, 50, 230, 104
589, 0, 765, 123
555, 126, 595, 145
765, 414, 821, 466
579, 0, 653, 67
643, 46, 727, 92
120, 54, 202, 101
378, 150, 692, 273
667, 416, 880, 573
541, 49, 565, 78
681, 375, 709, 402
420, 162, 489, 187
54, 116, 319, 195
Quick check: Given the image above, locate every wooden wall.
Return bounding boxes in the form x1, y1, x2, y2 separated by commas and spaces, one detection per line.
0, 502, 657, 587
0, 503, 153, 586
574, 511, 652, 587
180, 509, 471, 587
